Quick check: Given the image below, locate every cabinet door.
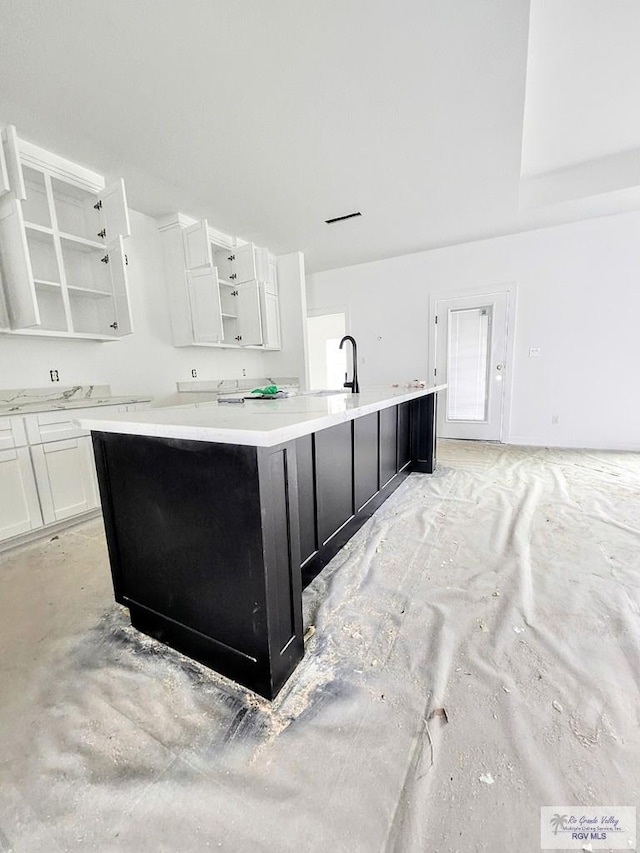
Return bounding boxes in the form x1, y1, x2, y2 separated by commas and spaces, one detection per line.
379, 405, 398, 487
30, 436, 99, 525
232, 242, 257, 283
0, 447, 43, 541
107, 237, 133, 336
260, 285, 280, 349
99, 178, 130, 240
0, 137, 10, 197
183, 219, 211, 270
295, 434, 317, 565
354, 413, 379, 511
315, 421, 353, 545
267, 257, 278, 295
0, 195, 40, 328
187, 266, 223, 343
236, 280, 263, 346
1, 125, 25, 200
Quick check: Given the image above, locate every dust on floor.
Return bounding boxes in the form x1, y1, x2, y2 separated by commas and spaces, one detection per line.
0, 441, 638, 852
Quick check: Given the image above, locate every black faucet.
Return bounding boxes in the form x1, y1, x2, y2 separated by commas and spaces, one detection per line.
339, 335, 360, 393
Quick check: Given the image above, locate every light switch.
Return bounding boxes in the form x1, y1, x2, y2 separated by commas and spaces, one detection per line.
529, 347, 541, 358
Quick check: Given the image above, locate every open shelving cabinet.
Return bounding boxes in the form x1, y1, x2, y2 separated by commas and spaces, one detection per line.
0, 126, 133, 340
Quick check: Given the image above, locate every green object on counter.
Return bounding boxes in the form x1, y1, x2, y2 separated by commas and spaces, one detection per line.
251, 385, 279, 396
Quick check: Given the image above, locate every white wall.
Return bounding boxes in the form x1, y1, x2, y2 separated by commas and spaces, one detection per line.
307, 212, 640, 451
264, 252, 309, 390
0, 211, 276, 397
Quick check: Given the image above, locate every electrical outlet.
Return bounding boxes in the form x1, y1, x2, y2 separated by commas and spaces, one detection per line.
529, 347, 541, 358
551, 415, 559, 425
191, 368, 197, 378
49, 369, 59, 382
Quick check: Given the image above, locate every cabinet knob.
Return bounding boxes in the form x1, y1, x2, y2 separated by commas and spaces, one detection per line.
228, 254, 235, 262
97, 228, 106, 239
235, 335, 242, 341
101, 254, 110, 264
230, 273, 237, 280
109, 322, 119, 330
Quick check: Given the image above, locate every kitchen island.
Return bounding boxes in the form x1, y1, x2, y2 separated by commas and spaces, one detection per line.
78, 385, 446, 699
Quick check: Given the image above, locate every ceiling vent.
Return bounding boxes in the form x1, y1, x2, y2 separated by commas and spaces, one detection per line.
325, 211, 362, 224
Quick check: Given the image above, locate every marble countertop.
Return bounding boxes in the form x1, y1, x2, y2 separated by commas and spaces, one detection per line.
76, 385, 447, 447
0, 385, 153, 416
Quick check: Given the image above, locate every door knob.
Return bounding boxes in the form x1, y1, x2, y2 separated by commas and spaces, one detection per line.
496, 364, 504, 370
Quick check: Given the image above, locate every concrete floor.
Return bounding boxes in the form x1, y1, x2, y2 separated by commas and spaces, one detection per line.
1, 441, 639, 852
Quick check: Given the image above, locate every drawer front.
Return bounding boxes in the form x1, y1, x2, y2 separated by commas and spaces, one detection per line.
25, 404, 130, 444
0, 416, 27, 450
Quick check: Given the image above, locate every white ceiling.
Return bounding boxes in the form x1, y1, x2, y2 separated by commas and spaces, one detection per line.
0, 1, 638, 273
522, 0, 640, 176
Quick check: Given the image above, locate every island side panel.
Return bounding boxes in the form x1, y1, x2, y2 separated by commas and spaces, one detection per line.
295, 433, 318, 566
257, 442, 304, 697
410, 393, 437, 473
91, 431, 301, 699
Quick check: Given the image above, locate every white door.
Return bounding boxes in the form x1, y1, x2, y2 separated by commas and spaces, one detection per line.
434, 291, 510, 440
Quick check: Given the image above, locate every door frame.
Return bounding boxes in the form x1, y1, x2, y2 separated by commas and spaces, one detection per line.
428, 282, 518, 443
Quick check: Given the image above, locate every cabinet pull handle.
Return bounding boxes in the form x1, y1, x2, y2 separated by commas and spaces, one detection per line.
97, 228, 106, 239
230, 273, 237, 280
235, 335, 242, 341
94, 200, 103, 211
125, 254, 129, 265
228, 254, 235, 261
109, 322, 119, 330
231, 290, 238, 296
101, 254, 109, 264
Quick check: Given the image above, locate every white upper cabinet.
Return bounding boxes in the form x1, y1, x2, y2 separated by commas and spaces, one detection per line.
159, 213, 281, 350
0, 125, 133, 340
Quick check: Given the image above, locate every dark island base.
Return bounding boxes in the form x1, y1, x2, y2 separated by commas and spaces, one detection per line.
92, 394, 437, 699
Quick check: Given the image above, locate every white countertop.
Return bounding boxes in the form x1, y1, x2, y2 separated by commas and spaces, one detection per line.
0, 395, 153, 416
76, 385, 447, 447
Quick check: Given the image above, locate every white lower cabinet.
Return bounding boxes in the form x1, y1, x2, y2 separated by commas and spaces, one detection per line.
0, 401, 149, 546
30, 436, 99, 525
0, 446, 43, 540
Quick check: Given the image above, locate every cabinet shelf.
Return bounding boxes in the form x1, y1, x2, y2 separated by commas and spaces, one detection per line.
59, 232, 106, 252
67, 285, 112, 299
25, 222, 54, 239
33, 279, 61, 291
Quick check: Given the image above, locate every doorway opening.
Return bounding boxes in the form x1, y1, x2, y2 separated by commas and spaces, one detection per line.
307, 312, 347, 390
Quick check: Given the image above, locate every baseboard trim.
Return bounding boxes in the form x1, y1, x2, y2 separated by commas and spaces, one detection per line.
0, 509, 102, 554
